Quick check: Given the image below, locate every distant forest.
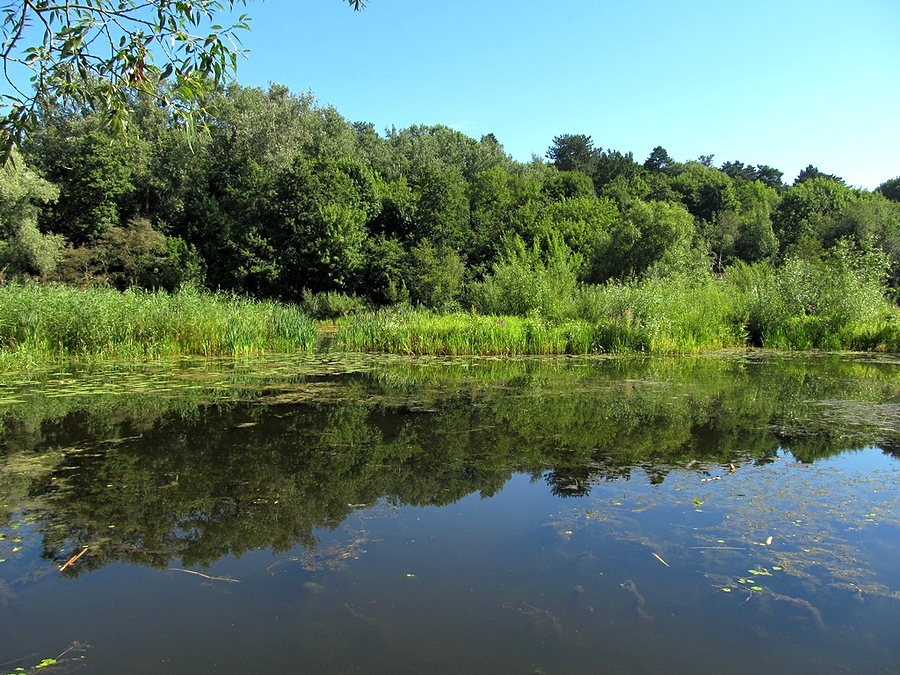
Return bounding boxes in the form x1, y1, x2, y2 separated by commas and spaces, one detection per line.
2, 82, 899, 309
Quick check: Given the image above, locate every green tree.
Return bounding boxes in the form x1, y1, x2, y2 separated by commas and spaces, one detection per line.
467, 232, 579, 320
643, 146, 674, 174
547, 135, 639, 192
670, 162, 739, 225
732, 179, 779, 263
0, 148, 63, 278
587, 200, 695, 282
592, 148, 641, 190
406, 163, 471, 249
52, 217, 204, 290
535, 194, 618, 269
876, 177, 900, 203
467, 165, 548, 276
271, 157, 378, 297
794, 164, 845, 186
404, 239, 465, 309
721, 160, 784, 191
773, 177, 855, 254
173, 83, 363, 294
25, 116, 144, 244
356, 235, 410, 305
382, 124, 509, 182
547, 134, 598, 175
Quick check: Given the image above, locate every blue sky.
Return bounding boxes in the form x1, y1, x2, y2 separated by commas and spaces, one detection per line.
229, 0, 897, 189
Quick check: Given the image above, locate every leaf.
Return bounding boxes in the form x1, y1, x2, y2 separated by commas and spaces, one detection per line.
35, 659, 57, 669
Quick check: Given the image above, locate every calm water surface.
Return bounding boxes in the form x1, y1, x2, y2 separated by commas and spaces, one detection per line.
1, 352, 899, 674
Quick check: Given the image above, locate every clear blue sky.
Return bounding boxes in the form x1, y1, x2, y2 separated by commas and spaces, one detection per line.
229, 0, 898, 189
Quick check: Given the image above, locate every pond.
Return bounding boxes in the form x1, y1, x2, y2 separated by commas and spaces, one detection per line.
1, 352, 899, 674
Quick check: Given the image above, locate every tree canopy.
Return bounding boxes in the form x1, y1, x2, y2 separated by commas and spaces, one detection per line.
2, 78, 899, 310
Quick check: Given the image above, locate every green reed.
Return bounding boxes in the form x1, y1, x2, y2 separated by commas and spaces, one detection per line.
335, 263, 900, 356
335, 309, 593, 356
0, 284, 317, 361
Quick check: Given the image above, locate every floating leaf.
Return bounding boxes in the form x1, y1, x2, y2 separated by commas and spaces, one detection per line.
750, 586, 763, 591
35, 658, 57, 669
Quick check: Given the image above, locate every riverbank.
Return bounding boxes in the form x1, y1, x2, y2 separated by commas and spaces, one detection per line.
2, 280, 900, 369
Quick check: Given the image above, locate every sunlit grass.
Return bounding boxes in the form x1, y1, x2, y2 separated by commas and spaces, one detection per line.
4, 258, 900, 365
0, 284, 317, 363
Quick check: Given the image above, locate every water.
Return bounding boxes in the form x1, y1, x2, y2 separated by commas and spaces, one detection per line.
1, 353, 899, 674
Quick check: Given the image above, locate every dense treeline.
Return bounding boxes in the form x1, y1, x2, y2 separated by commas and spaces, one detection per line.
2, 82, 900, 346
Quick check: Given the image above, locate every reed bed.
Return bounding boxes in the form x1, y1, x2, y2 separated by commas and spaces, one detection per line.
334, 299, 744, 356
5, 249, 900, 364
336, 265, 900, 356
0, 284, 317, 360
335, 310, 594, 356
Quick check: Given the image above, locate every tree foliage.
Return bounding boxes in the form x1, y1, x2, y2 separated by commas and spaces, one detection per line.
3, 77, 899, 309
0, 0, 367, 157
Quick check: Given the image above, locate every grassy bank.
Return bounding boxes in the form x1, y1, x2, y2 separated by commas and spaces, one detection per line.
3, 257, 900, 366
335, 263, 900, 355
0, 284, 317, 363
333, 282, 745, 356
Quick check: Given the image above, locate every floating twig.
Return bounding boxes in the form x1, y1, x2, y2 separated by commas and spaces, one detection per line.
59, 546, 89, 572
167, 567, 239, 583
652, 552, 670, 567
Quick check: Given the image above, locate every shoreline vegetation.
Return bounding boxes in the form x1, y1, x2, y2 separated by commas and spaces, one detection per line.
3, 83, 900, 370
2, 256, 899, 367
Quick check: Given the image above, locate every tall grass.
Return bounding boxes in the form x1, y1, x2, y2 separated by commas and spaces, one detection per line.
335, 276, 746, 357
0, 284, 317, 360
335, 308, 601, 356
5, 240, 900, 363
337, 249, 900, 356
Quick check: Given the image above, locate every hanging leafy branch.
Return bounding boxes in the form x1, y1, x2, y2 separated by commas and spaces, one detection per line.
0, 0, 367, 159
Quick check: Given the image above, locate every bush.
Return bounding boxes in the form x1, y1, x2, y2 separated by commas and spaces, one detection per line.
300, 289, 369, 320
466, 234, 579, 321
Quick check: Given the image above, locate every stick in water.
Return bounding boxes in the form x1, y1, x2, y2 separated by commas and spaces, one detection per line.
60, 546, 89, 572
167, 567, 240, 583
